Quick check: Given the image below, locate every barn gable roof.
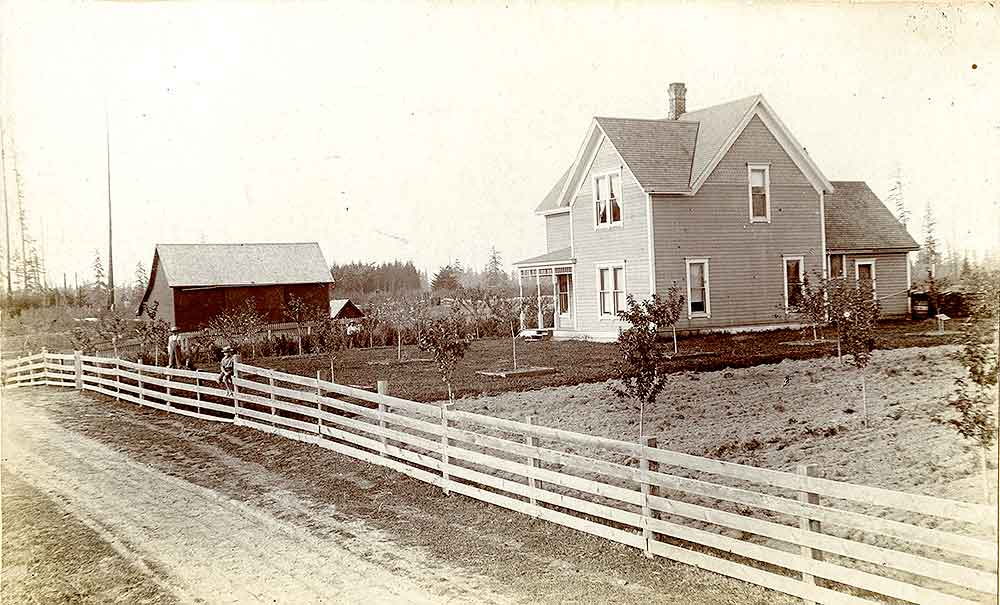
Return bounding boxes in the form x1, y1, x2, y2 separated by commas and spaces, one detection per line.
153, 243, 332, 288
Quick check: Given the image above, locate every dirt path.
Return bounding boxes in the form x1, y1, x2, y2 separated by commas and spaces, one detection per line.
1, 389, 512, 604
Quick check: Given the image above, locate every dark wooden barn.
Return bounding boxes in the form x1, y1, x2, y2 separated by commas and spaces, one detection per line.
137, 242, 333, 332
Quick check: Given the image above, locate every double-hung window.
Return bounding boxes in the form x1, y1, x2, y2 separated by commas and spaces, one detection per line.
685, 258, 710, 318
784, 256, 804, 309
594, 172, 622, 227
598, 265, 625, 317
828, 254, 846, 279
748, 164, 771, 223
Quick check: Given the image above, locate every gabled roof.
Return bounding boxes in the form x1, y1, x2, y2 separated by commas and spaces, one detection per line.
535, 166, 571, 214
153, 242, 332, 288
594, 117, 698, 194
678, 95, 759, 189
537, 93, 834, 214
329, 298, 365, 320
513, 246, 572, 267
824, 182, 919, 252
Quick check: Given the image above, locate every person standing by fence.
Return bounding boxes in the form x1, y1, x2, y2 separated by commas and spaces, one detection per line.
167, 327, 182, 368
218, 346, 235, 395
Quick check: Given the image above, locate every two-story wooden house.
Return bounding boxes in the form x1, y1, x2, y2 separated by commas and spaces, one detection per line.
515, 84, 918, 340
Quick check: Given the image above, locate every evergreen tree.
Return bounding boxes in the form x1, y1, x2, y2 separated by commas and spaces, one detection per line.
921, 202, 939, 277
135, 261, 148, 290
92, 249, 106, 304
485, 246, 507, 289
888, 169, 909, 228
431, 263, 462, 292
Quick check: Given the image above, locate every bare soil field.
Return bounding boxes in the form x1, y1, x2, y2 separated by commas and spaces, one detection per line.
451, 346, 997, 506
2, 387, 797, 605
256, 319, 967, 402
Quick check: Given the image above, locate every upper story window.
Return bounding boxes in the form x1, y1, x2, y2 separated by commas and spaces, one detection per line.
594, 171, 622, 227
748, 164, 771, 223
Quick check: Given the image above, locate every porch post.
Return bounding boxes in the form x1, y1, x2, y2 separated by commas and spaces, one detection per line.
536, 271, 543, 329
518, 269, 525, 331
551, 270, 559, 330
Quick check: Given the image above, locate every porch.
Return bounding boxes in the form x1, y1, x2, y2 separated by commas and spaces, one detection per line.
514, 247, 575, 335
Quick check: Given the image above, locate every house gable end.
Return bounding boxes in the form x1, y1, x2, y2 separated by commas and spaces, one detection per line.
690, 96, 833, 195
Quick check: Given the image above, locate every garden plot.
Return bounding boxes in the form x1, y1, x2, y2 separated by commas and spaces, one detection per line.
425, 345, 997, 602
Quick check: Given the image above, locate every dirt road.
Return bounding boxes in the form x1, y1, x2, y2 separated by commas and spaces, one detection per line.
1, 388, 511, 604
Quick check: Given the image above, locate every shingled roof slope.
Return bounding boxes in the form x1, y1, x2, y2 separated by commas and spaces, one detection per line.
824, 182, 919, 252
155, 243, 332, 287
535, 166, 571, 213
678, 95, 759, 186
594, 117, 698, 193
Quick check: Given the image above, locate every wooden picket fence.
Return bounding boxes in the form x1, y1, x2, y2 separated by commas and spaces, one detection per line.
2, 351, 997, 605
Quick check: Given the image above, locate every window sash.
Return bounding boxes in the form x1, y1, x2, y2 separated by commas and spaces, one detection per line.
785, 258, 803, 307
829, 254, 845, 278
749, 167, 769, 221
598, 266, 624, 316
686, 260, 709, 316
595, 172, 622, 226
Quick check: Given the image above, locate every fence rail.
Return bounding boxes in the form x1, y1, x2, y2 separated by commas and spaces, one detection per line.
2, 351, 996, 605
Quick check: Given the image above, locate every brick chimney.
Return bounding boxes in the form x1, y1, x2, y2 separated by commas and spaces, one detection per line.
667, 82, 687, 119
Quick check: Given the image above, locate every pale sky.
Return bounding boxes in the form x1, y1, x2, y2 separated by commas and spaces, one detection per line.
1, 1, 998, 289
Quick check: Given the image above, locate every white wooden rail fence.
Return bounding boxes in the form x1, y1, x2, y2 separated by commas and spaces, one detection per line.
2, 351, 997, 605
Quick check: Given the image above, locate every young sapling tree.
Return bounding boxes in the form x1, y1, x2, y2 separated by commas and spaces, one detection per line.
282, 293, 317, 355
786, 272, 830, 342
138, 301, 171, 364
830, 278, 881, 427
934, 266, 999, 503
205, 298, 267, 358
488, 293, 529, 370
417, 315, 473, 402
610, 288, 685, 440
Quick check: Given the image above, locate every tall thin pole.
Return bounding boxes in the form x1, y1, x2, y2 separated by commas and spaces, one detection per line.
105, 102, 115, 310
1, 122, 10, 296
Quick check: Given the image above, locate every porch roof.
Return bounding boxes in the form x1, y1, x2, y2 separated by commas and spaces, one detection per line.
513, 247, 573, 267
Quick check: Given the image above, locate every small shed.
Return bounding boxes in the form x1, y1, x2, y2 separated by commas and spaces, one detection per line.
329, 299, 365, 320
138, 242, 333, 332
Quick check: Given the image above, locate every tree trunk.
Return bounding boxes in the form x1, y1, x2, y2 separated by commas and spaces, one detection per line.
397, 331, 402, 361
672, 326, 678, 355
510, 325, 517, 369
812, 324, 817, 341
297, 329, 303, 356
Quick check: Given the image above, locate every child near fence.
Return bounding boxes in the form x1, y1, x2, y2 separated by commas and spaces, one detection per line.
218, 347, 235, 395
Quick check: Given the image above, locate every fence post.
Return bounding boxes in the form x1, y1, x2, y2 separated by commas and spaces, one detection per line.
315, 370, 323, 435
165, 368, 172, 409
268, 375, 277, 425
797, 464, 823, 599
41, 348, 48, 383
525, 415, 540, 517
115, 357, 121, 401
376, 380, 389, 457
137, 361, 144, 404
195, 375, 201, 415
74, 351, 83, 390
640, 436, 658, 559
440, 402, 452, 496
232, 360, 240, 424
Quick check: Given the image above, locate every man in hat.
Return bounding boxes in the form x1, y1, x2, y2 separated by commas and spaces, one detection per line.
218, 346, 236, 395
167, 326, 182, 368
